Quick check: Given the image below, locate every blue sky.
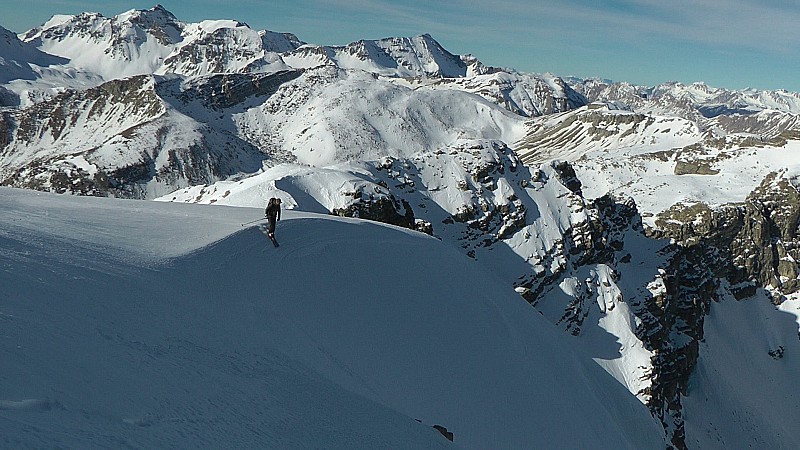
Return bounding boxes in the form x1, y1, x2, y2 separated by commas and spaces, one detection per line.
2, 0, 800, 91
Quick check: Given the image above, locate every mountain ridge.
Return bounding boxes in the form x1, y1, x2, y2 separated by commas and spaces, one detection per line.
0, 186, 665, 449
3, 5, 800, 449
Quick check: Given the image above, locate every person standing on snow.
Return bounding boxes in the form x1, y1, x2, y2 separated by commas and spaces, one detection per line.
264, 197, 282, 239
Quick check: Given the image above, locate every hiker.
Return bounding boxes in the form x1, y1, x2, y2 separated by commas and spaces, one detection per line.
264, 197, 282, 238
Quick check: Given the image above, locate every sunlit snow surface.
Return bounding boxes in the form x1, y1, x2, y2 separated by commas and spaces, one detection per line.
576, 140, 800, 226
0, 188, 663, 449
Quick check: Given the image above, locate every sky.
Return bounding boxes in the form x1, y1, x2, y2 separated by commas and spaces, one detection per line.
1, 0, 800, 91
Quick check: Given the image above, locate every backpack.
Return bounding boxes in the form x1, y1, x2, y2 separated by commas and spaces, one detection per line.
265, 197, 278, 215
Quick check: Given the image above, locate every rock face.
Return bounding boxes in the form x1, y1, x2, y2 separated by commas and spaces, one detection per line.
654, 171, 800, 300
673, 160, 719, 175
332, 193, 419, 232
639, 171, 800, 448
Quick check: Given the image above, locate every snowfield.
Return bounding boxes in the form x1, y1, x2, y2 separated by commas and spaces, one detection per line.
0, 187, 664, 448
684, 289, 800, 449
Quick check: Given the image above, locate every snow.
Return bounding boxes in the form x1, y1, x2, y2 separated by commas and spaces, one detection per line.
590, 264, 655, 401
195, 20, 244, 33
5, 4, 800, 447
576, 141, 800, 225
282, 35, 466, 79
778, 296, 800, 331
0, 187, 664, 448
40, 15, 75, 30
517, 104, 800, 225
157, 163, 368, 213
683, 289, 800, 449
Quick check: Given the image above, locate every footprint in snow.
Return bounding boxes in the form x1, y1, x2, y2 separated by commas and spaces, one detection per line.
0, 399, 62, 412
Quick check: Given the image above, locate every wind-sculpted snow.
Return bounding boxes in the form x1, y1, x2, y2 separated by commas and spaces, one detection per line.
0, 187, 664, 448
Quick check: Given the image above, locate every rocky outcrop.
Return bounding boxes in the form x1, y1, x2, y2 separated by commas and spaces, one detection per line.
0, 71, 306, 198
332, 191, 424, 232
159, 70, 304, 111
673, 160, 719, 175
7, 75, 163, 147
432, 424, 454, 442
635, 171, 800, 448
0, 111, 11, 150
653, 171, 800, 300
633, 241, 716, 449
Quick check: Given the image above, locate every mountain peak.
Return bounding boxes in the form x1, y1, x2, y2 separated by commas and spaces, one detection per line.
117, 4, 181, 27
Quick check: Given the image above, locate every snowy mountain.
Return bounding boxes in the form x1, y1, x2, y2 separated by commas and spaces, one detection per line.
0, 67, 530, 198
283, 34, 466, 78
0, 186, 665, 449
571, 78, 800, 118
0, 6, 579, 198
0, 26, 68, 85
4, 5, 800, 449
17, 5, 301, 80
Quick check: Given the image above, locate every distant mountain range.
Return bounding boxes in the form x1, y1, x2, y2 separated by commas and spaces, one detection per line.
3, 5, 800, 449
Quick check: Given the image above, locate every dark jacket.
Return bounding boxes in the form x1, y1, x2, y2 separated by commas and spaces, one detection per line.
265, 199, 281, 221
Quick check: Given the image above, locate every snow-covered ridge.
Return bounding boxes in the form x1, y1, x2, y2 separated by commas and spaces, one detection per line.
20, 6, 184, 79
283, 33, 467, 78
15, 5, 302, 82
3, 5, 582, 116
572, 78, 800, 118
0, 25, 68, 86
0, 187, 665, 448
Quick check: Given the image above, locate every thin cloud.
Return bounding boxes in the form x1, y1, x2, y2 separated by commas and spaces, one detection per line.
482, 0, 800, 54
324, 0, 800, 55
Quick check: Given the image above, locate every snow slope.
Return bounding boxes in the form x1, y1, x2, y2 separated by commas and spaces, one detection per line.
683, 289, 800, 449
0, 187, 664, 448
157, 140, 665, 403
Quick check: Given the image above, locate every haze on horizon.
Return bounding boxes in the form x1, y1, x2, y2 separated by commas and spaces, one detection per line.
1, 0, 799, 92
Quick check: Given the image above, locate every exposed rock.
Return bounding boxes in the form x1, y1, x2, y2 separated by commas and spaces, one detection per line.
768, 346, 785, 359
332, 192, 419, 232
551, 160, 583, 196
673, 160, 720, 175
159, 70, 304, 111
0, 111, 11, 150
0, 72, 304, 198
639, 170, 800, 448
432, 424, 454, 442
653, 171, 800, 299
